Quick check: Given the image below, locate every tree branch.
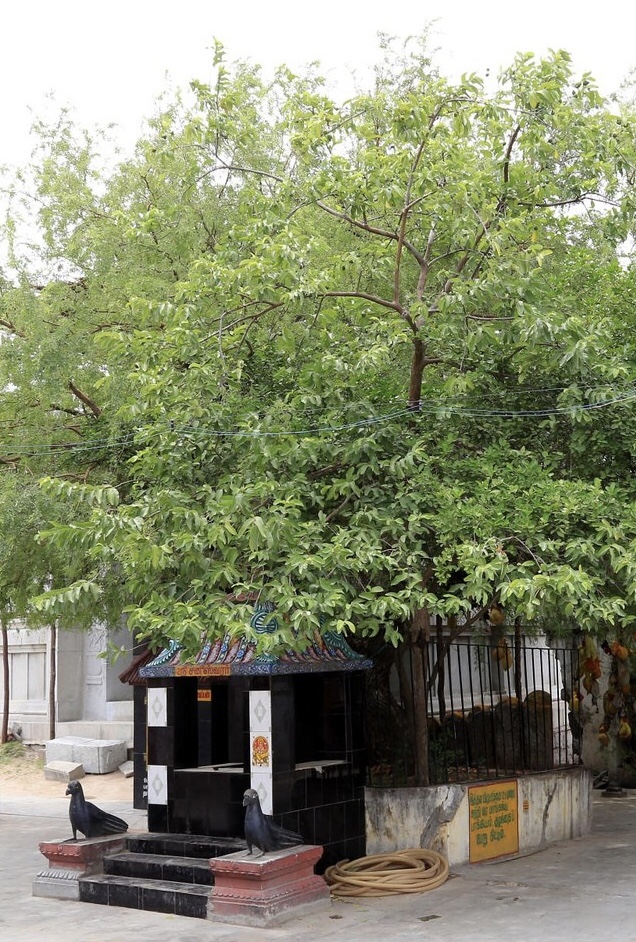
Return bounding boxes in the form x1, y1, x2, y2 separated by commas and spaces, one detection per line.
442, 246, 476, 295
191, 160, 284, 194
416, 226, 437, 302
503, 125, 521, 186
517, 193, 602, 209
426, 603, 490, 690
316, 201, 425, 266
50, 404, 84, 416
394, 141, 427, 311
307, 462, 346, 481
0, 319, 25, 337
323, 291, 404, 316
68, 381, 102, 418
465, 313, 515, 322
325, 493, 354, 524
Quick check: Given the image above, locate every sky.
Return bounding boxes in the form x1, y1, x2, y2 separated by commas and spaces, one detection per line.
1, 1, 636, 168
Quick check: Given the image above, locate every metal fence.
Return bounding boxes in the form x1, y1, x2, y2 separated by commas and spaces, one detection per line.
366, 636, 581, 788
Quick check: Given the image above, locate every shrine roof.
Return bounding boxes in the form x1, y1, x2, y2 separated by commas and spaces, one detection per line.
119, 646, 158, 685
140, 630, 372, 677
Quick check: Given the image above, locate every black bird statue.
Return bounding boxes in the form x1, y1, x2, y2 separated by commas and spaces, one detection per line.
65, 780, 129, 841
243, 788, 303, 856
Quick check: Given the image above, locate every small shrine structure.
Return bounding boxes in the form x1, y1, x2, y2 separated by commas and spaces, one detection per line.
134, 602, 372, 868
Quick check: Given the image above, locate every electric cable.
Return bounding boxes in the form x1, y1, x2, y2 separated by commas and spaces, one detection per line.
2, 385, 636, 458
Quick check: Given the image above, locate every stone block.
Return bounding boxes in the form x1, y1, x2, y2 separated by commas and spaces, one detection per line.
38, 834, 127, 871
209, 844, 331, 927
32, 868, 82, 900
44, 761, 85, 783
118, 759, 134, 778
45, 736, 85, 763
45, 736, 127, 774
34, 835, 128, 901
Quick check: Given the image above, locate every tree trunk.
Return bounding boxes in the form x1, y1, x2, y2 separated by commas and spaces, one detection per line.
436, 615, 446, 725
408, 337, 425, 410
410, 608, 431, 786
48, 621, 57, 741
514, 618, 523, 702
1, 619, 9, 744
397, 642, 416, 758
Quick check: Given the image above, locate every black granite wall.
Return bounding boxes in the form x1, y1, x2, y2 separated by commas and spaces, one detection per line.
146, 670, 367, 866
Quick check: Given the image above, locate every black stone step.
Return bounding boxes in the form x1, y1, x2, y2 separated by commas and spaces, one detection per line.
126, 831, 245, 859
105, 850, 213, 885
79, 873, 210, 919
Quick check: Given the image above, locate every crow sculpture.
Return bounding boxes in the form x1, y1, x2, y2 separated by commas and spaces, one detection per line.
66, 780, 129, 841
243, 788, 303, 856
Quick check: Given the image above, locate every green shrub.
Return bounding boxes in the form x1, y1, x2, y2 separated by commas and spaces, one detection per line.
0, 741, 26, 763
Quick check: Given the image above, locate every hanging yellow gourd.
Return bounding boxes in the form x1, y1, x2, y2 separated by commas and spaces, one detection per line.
603, 691, 618, 716
618, 718, 633, 741
493, 638, 513, 671
617, 661, 631, 694
582, 657, 602, 680
611, 641, 630, 661
487, 603, 505, 625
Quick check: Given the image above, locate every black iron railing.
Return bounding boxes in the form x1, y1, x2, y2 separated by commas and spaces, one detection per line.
366, 637, 581, 788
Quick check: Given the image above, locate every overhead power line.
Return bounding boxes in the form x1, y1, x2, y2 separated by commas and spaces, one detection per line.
3, 385, 636, 459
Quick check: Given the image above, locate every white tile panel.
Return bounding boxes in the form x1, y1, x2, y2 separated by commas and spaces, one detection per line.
147, 687, 167, 727
146, 764, 168, 804
249, 690, 271, 733
250, 770, 273, 815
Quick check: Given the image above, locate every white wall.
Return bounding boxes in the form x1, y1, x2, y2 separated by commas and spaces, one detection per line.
365, 767, 592, 866
0, 623, 50, 741
0, 621, 133, 742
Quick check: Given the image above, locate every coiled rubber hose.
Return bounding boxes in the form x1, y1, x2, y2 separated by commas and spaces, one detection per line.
324, 848, 449, 898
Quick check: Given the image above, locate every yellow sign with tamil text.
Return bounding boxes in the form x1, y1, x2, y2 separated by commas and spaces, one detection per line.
468, 780, 519, 862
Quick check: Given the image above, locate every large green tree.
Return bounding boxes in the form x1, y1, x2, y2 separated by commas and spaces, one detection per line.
11, 40, 636, 779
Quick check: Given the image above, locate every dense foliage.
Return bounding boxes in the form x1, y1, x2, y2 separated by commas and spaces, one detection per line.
3, 40, 636, 669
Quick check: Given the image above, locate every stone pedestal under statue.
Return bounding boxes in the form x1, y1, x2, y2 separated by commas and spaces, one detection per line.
33, 836, 127, 900
208, 844, 331, 926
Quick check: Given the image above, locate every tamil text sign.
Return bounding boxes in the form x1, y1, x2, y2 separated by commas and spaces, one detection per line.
468, 780, 519, 862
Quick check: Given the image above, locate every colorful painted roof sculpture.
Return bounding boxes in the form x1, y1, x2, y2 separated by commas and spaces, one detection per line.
118, 646, 158, 685
139, 601, 373, 678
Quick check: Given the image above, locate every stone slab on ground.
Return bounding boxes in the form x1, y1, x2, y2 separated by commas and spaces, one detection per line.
45, 736, 127, 774
118, 760, 134, 778
44, 761, 85, 783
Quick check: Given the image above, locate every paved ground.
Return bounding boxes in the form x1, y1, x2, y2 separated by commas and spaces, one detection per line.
1, 789, 636, 942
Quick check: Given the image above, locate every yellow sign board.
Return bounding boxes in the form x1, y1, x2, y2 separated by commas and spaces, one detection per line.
468, 780, 519, 862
